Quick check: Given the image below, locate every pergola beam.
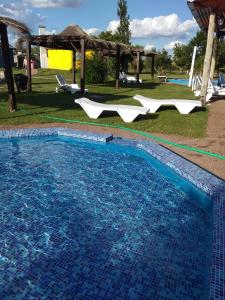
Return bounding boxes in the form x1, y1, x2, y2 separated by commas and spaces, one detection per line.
0, 22, 17, 112
26, 39, 32, 91
210, 37, 217, 79
72, 50, 76, 84
151, 55, 155, 79
116, 45, 120, 89
136, 51, 140, 84
200, 12, 216, 106
80, 38, 86, 96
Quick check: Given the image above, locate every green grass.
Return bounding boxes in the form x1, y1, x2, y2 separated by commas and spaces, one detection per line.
0, 69, 208, 138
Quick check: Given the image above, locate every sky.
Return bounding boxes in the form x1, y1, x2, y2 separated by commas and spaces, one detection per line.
0, 0, 199, 52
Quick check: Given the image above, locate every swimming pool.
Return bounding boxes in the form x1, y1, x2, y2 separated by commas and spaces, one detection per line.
167, 78, 218, 86
0, 128, 224, 300
167, 78, 189, 85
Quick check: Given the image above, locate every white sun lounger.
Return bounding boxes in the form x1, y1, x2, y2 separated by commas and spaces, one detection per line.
56, 74, 88, 94
133, 95, 202, 114
75, 97, 149, 122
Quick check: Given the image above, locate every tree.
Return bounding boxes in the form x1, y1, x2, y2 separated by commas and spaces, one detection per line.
116, 0, 131, 45
217, 40, 225, 71
98, 31, 120, 42
173, 43, 190, 71
86, 52, 108, 83
155, 49, 172, 73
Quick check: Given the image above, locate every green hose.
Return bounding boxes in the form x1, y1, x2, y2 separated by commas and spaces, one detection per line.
37, 114, 225, 161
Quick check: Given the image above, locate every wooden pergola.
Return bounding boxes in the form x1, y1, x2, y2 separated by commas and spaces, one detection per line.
0, 16, 30, 112
0, 18, 156, 111
30, 24, 156, 95
187, 0, 225, 105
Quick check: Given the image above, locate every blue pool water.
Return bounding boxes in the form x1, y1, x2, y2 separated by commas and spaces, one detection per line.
167, 78, 189, 85
167, 78, 218, 86
0, 136, 213, 299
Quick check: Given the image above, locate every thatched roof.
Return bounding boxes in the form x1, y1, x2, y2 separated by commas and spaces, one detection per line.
187, 0, 225, 36
30, 22, 156, 57
30, 32, 156, 57
0, 16, 30, 36
60, 24, 88, 37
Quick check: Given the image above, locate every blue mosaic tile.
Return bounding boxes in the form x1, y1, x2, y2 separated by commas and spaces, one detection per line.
0, 127, 225, 299
0, 128, 113, 143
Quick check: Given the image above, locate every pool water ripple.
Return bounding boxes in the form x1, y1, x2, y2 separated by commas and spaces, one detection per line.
0, 136, 212, 299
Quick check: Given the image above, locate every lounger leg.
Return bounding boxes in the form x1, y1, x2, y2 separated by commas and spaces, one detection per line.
176, 104, 196, 114
117, 110, 140, 122
147, 104, 161, 113
81, 105, 103, 119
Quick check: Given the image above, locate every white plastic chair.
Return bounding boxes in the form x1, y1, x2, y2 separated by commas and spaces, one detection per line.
75, 97, 149, 122
133, 95, 202, 114
119, 72, 142, 83
56, 74, 88, 94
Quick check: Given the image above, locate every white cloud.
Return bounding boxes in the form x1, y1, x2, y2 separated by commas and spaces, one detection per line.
107, 20, 119, 33
107, 14, 197, 39
144, 44, 155, 51
23, 0, 83, 8
0, 3, 45, 32
84, 28, 100, 36
165, 41, 185, 50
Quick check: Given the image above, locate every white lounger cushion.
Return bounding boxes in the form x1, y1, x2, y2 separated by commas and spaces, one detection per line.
133, 95, 202, 114
75, 97, 149, 122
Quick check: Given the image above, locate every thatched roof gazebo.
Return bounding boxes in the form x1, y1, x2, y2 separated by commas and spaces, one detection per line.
0, 16, 30, 112
187, 0, 225, 104
60, 24, 88, 37
30, 24, 156, 94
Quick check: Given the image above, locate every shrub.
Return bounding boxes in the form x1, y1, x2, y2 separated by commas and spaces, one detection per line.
86, 53, 108, 83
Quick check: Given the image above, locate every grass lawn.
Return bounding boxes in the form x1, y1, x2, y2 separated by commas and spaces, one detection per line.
0, 69, 208, 138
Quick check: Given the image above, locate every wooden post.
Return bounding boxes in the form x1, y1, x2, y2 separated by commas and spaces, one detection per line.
0, 22, 17, 112
210, 37, 217, 79
188, 46, 197, 87
26, 39, 32, 91
72, 50, 76, 84
151, 55, 155, 79
136, 51, 140, 84
80, 39, 86, 96
116, 45, 120, 89
200, 13, 216, 106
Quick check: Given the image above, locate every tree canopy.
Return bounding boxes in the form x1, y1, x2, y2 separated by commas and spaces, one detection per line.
116, 0, 131, 45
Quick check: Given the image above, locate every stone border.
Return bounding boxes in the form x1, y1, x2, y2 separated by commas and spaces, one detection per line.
0, 127, 224, 300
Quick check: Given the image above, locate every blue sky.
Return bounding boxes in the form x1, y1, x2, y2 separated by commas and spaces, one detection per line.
0, 0, 198, 51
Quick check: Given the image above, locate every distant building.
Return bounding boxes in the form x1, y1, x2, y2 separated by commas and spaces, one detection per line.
0, 43, 14, 68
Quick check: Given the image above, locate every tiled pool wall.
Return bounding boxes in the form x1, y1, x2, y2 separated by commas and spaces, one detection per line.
0, 127, 225, 300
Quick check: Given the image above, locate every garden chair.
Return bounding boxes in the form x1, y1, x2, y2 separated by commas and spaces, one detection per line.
119, 72, 142, 83
55, 74, 88, 94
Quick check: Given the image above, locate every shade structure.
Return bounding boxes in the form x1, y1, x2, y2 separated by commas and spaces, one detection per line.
187, 0, 225, 37
0, 16, 30, 112
30, 23, 156, 94
60, 24, 88, 37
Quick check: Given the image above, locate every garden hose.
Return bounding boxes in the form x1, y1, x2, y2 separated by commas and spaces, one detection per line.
38, 114, 225, 161
1, 107, 224, 161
